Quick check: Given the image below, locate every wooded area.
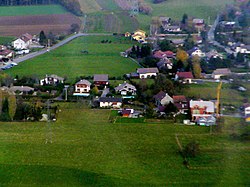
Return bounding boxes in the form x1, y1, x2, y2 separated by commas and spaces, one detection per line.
0, 0, 82, 16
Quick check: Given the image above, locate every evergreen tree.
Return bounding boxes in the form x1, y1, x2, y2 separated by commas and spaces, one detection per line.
39, 30, 47, 46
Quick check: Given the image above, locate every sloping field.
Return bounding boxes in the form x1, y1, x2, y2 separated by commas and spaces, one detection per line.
114, 0, 132, 10
0, 5, 67, 16
86, 12, 139, 33
0, 103, 249, 186
0, 14, 81, 36
78, 0, 101, 13
6, 35, 139, 82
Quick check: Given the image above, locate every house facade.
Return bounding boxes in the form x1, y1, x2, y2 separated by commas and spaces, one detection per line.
190, 100, 215, 121
99, 97, 122, 108
114, 82, 137, 97
175, 72, 194, 83
40, 74, 64, 85
173, 95, 189, 114
212, 68, 232, 79
74, 80, 91, 96
93, 74, 109, 87
13, 33, 33, 50
137, 68, 159, 79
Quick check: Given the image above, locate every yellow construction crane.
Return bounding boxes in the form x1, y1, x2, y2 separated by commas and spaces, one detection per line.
216, 81, 223, 118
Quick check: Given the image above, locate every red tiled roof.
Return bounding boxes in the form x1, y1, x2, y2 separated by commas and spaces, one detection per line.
176, 72, 194, 79
153, 50, 174, 59
173, 95, 187, 102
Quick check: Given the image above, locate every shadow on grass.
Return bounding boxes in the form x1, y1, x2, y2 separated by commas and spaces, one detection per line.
0, 164, 139, 186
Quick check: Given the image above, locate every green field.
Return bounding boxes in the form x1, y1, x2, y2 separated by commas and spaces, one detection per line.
6, 36, 139, 82
0, 36, 14, 45
182, 82, 250, 107
137, 0, 234, 31
0, 5, 68, 16
0, 102, 249, 186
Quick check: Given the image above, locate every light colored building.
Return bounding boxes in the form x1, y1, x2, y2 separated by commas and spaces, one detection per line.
74, 80, 91, 96
212, 68, 232, 79
99, 97, 122, 108
137, 68, 159, 79
40, 74, 64, 85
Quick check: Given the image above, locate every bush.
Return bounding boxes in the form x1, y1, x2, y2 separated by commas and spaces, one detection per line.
183, 141, 200, 158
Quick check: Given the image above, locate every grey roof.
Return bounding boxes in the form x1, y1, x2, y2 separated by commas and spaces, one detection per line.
9, 86, 34, 92
190, 100, 215, 113
212, 68, 231, 75
99, 97, 122, 102
193, 19, 204, 24
153, 91, 166, 100
46, 74, 64, 81
75, 79, 91, 86
94, 74, 108, 82
115, 82, 136, 92
137, 68, 159, 74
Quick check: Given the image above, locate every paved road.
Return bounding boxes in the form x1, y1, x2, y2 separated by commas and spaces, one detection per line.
9, 33, 112, 65
207, 14, 235, 55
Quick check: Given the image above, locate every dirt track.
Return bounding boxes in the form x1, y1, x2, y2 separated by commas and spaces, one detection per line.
0, 14, 81, 36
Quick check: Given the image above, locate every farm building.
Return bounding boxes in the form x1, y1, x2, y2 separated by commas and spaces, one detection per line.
211, 68, 232, 79
40, 74, 64, 85
99, 97, 122, 109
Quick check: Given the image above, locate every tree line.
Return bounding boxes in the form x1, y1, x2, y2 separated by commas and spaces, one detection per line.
0, 0, 82, 16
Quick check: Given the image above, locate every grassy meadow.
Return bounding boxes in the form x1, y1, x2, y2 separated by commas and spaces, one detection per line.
0, 5, 68, 16
6, 35, 139, 82
0, 102, 249, 186
182, 82, 250, 107
0, 36, 15, 45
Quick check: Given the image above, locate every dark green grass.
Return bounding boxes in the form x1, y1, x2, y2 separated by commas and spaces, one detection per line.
6, 36, 139, 83
0, 103, 249, 186
0, 5, 68, 16
0, 36, 15, 45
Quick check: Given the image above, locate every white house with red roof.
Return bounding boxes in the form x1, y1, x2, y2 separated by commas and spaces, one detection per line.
74, 79, 91, 96
175, 72, 194, 83
12, 33, 33, 50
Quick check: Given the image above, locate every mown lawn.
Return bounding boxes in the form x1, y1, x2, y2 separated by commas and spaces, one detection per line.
6, 35, 139, 83
0, 103, 249, 186
0, 5, 68, 16
0, 36, 15, 45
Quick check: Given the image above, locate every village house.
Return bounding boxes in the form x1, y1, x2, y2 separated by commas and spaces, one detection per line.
114, 82, 137, 97
153, 91, 173, 107
243, 103, 250, 122
189, 100, 215, 122
99, 97, 122, 109
40, 74, 64, 85
153, 50, 175, 59
93, 74, 109, 87
187, 47, 205, 57
157, 58, 173, 71
73, 79, 91, 96
9, 86, 34, 95
170, 39, 185, 47
212, 68, 232, 79
12, 33, 33, 50
175, 72, 194, 84
192, 18, 205, 31
164, 25, 182, 33
206, 50, 224, 60
120, 108, 142, 118
132, 29, 146, 42
137, 68, 159, 79
159, 17, 171, 28
235, 44, 250, 54
173, 95, 189, 114
0, 49, 13, 60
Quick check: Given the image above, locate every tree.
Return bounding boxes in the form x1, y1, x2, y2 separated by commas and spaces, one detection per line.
70, 23, 80, 33
183, 141, 200, 158
192, 56, 202, 78
181, 13, 188, 25
154, 73, 174, 94
176, 48, 188, 64
39, 30, 47, 46
8, 94, 16, 121
92, 86, 99, 95
0, 98, 11, 121
159, 39, 175, 51
164, 102, 178, 114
